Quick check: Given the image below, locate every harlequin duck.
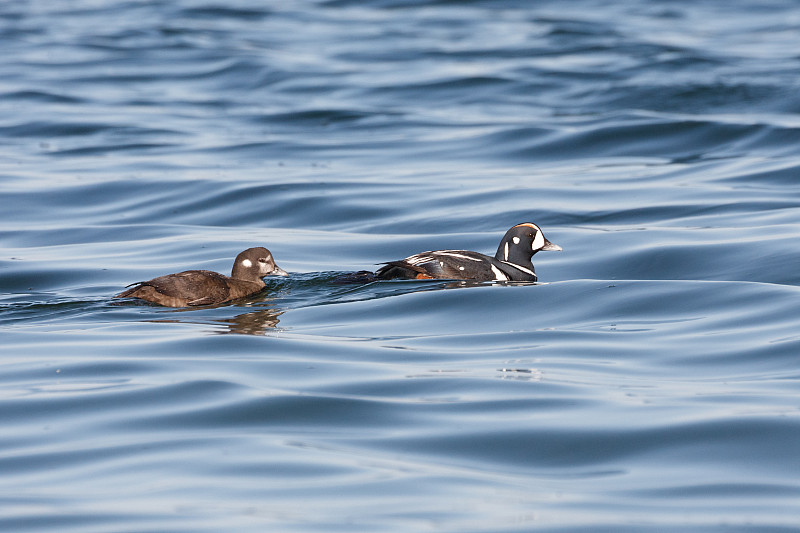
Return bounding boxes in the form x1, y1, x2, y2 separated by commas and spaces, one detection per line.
115, 247, 288, 307
376, 223, 561, 282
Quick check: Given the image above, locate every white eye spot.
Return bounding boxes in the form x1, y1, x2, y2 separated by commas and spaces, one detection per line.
241, 259, 252, 268
512, 236, 520, 244
459, 266, 465, 270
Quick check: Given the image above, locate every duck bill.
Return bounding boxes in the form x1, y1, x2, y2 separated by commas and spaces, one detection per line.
270, 265, 290, 277
541, 239, 562, 252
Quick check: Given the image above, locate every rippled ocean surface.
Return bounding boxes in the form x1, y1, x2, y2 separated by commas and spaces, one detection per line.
2, 1, 800, 531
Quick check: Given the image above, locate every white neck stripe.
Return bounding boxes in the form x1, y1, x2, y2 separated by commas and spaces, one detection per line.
500, 261, 535, 276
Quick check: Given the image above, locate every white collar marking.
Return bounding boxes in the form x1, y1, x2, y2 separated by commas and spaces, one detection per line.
490, 265, 508, 281
500, 261, 535, 277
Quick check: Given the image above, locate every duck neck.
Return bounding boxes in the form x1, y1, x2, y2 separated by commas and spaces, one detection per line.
231, 265, 265, 284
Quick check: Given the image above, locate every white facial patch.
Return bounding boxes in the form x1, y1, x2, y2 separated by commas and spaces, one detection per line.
459, 266, 465, 271
512, 236, 520, 245
241, 259, 252, 268
531, 230, 545, 251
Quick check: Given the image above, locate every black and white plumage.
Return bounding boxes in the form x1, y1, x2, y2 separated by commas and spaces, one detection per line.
115, 247, 288, 307
375, 223, 561, 282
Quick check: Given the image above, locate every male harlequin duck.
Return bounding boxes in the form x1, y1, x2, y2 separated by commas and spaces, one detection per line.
115, 247, 288, 307
376, 223, 561, 282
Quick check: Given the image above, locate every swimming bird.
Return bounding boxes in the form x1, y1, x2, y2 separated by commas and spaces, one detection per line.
115, 247, 288, 307
376, 223, 560, 282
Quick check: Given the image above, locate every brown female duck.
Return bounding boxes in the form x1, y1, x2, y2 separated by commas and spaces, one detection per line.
115, 247, 288, 307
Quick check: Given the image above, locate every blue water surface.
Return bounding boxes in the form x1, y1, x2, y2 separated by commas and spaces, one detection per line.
2, 0, 800, 531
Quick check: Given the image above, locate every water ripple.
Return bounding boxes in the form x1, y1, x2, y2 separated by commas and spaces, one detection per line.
2, 0, 800, 531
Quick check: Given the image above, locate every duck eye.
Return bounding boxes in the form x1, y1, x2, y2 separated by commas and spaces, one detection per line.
258, 258, 267, 263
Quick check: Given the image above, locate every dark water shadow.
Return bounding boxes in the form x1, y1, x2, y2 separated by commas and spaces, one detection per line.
143, 303, 285, 336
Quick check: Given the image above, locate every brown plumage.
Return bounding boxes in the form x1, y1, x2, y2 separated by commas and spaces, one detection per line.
115, 247, 288, 307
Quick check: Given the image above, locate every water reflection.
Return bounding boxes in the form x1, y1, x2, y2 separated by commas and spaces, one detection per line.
214, 307, 283, 335
136, 291, 285, 335
139, 304, 283, 335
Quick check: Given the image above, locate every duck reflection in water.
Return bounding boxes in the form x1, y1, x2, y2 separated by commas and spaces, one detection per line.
214, 306, 283, 335
143, 298, 284, 336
